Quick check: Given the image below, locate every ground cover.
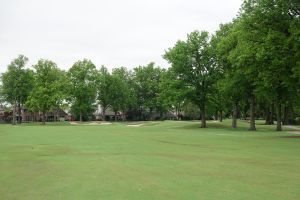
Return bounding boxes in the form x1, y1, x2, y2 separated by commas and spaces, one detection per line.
0, 120, 299, 200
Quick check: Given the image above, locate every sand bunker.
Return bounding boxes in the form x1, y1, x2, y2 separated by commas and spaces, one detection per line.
100, 122, 112, 125
69, 121, 112, 125
127, 124, 143, 127
288, 131, 300, 135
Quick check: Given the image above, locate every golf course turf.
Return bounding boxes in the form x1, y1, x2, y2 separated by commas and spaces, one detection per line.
0, 120, 299, 200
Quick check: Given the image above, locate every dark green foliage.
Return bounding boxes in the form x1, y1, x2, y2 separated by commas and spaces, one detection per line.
158, 68, 186, 119
164, 31, 219, 127
0, 0, 299, 128
132, 63, 164, 120
68, 59, 97, 121
1, 55, 34, 124
26, 59, 64, 124
109, 71, 131, 120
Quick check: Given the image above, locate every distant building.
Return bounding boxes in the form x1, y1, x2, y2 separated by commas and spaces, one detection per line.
2, 107, 68, 123
94, 105, 180, 121
0, 106, 5, 122
94, 105, 122, 121
20, 108, 68, 122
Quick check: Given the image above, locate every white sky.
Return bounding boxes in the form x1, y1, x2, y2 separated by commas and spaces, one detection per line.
0, 0, 242, 72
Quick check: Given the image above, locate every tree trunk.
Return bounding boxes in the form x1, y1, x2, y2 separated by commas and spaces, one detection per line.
237, 104, 241, 119
282, 103, 293, 125
80, 111, 82, 122
149, 108, 153, 121
215, 110, 218, 121
176, 106, 180, 120
219, 110, 223, 122
200, 103, 207, 128
264, 106, 269, 125
249, 96, 256, 131
276, 102, 282, 131
242, 105, 248, 120
270, 103, 274, 124
42, 111, 46, 125
283, 105, 288, 125
265, 106, 271, 125
102, 106, 106, 121
18, 101, 21, 124
114, 111, 117, 121
122, 111, 126, 121
160, 111, 163, 120
12, 100, 16, 125
232, 102, 238, 128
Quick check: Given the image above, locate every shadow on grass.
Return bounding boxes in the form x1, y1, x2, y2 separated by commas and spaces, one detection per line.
171, 120, 281, 134
172, 121, 246, 132
279, 135, 300, 139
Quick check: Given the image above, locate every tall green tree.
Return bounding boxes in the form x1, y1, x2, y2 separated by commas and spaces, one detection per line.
213, 22, 248, 128
68, 59, 97, 122
96, 66, 111, 121
159, 68, 186, 119
164, 31, 217, 128
238, 0, 299, 131
26, 59, 63, 125
108, 72, 130, 121
1, 55, 34, 124
133, 63, 163, 120
111, 67, 136, 121
223, 12, 263, 131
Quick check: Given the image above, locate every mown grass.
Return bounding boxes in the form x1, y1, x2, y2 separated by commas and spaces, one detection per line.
0, 120, 299, 200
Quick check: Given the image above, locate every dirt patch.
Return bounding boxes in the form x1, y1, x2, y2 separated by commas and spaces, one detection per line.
288, 131, 300, 134
280, 136, 300, 139
284, 125, 300, 131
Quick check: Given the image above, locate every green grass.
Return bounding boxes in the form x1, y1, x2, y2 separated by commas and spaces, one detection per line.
0, 120, 299, 200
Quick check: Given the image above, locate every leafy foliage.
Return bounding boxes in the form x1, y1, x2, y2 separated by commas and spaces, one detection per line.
26, 59, 64, 124
164, 31, 219, 127
68, 59, 97, 121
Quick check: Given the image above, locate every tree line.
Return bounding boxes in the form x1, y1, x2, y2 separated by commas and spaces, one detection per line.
0, 0, 299, 131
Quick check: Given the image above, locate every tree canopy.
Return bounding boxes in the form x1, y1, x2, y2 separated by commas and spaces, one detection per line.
1, 0, 299, 129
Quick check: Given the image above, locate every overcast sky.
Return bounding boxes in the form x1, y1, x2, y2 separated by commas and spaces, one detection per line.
0, 0, 242, 72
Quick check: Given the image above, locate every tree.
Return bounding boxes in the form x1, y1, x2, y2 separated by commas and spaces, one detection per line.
182, 101, 200, 120
107, 72, 130, 121
111, 67, 136, 121
208, 81, 227, 122
26, 59, 63, 125
212, 22, 248, 128
133, 63, 163, 120
238, 0, 299, 131
68, 59, 97, 122
159, 68, 186, 119
96, 66, 111, 121
164, 31, 217, 128
291, 14, 300, 88
1, 55, 34, 124
222, 11, 263, 131
0, 85, 4, 105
